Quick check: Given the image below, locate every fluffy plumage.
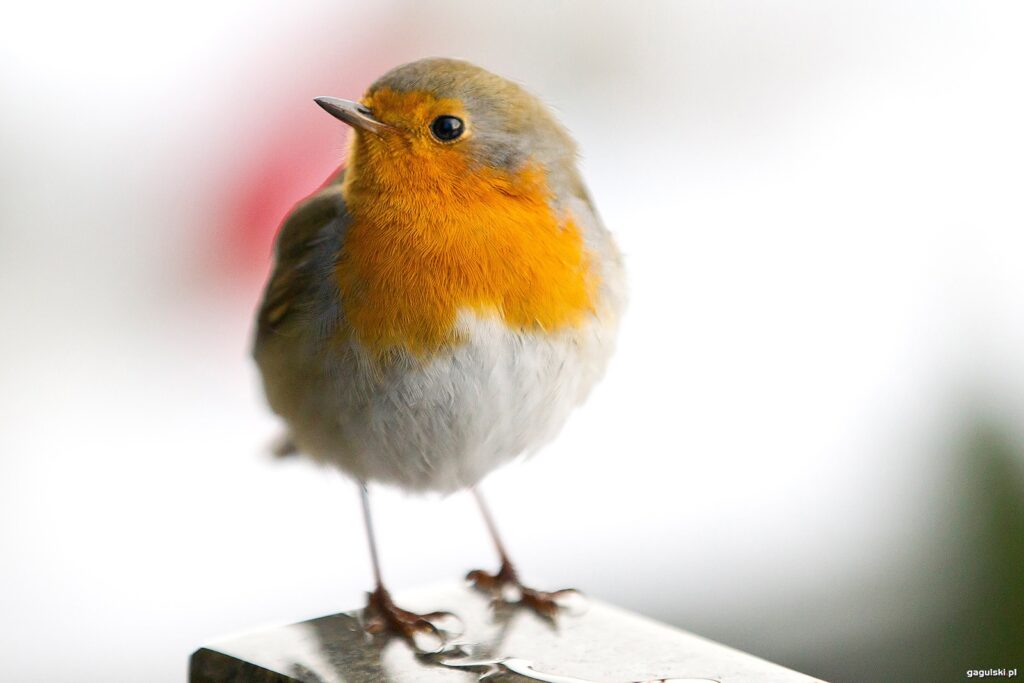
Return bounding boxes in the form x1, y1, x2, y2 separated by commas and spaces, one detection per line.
253, 58, 625, 493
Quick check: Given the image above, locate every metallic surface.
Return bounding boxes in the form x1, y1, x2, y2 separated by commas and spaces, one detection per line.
190, 584, 827, 683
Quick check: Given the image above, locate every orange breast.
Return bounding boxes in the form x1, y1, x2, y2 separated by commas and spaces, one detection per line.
337, 160, 595, 356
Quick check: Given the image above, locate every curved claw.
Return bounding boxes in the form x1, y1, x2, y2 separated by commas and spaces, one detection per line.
421, 610, 455, 619
363, 587, 462, 652
465, 569, 499, 590
466, 562, 584, 620
519, 588, 562, 619
420, 610, 465, 636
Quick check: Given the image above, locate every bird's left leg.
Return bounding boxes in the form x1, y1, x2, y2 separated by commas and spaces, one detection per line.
358, 484, 457, 647
465, 486, 578, 619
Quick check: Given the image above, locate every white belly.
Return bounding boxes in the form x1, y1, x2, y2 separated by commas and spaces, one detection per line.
264, 310, 619, 493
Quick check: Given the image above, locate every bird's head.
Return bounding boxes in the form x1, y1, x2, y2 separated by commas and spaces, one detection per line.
313, 59, 599, 356
315, 58, 581, 205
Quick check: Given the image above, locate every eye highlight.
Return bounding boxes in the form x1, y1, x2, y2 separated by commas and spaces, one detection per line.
430, 115, 465, 142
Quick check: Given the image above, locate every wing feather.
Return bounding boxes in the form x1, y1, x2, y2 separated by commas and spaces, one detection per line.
254, 174, 349, 348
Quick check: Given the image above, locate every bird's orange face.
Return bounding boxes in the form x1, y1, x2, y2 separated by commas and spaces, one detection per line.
325, 64, 598, 358
349, 88, 473, 187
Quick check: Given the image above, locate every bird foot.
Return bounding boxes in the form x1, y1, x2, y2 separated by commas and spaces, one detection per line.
363, 586, 461, 652
466, 560, 579, 619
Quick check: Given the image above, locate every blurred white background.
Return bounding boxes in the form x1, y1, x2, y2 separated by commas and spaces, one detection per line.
2, 2, 1023, 681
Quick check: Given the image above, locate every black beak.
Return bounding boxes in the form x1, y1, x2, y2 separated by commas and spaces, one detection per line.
314, 97, 390, 135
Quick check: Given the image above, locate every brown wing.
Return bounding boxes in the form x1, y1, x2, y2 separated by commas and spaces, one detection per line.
254, 176, 349, 348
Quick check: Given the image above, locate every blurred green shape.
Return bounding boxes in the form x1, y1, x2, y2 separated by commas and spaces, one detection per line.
953, 420, 1024, 665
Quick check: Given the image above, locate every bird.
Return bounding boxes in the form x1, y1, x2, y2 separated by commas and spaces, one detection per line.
252, 57, 625, 646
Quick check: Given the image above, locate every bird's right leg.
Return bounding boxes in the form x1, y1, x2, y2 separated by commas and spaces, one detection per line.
466, 486, 579, 619
358, 483, 458, 648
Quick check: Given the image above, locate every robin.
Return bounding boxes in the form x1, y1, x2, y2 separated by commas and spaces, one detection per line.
253, 57, 626, 646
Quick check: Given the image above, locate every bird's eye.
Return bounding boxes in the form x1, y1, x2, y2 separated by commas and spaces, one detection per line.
430, 115, 465, 142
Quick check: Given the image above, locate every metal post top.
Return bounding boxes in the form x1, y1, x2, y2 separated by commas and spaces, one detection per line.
190, 583, 826, 683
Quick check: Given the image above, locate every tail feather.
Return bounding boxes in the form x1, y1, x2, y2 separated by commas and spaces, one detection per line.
271, 434, 299, 458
